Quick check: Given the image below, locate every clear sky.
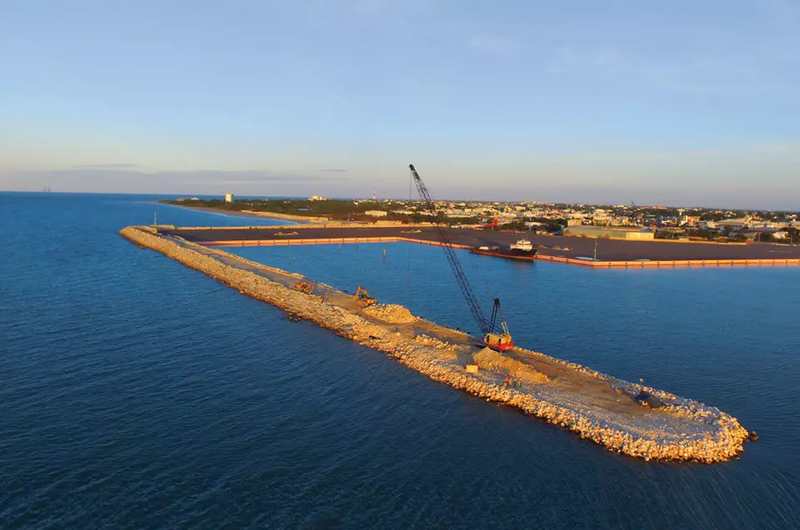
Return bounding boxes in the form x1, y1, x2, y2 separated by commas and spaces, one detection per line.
2, 0, 799, 208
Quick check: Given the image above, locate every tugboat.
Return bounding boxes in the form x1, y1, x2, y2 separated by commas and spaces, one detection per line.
470, 238, 537, 261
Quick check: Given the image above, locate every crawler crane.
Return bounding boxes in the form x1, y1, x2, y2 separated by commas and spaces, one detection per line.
408, 164, 514, 352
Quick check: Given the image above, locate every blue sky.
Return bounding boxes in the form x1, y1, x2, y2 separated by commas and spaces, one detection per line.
1, 0, 799, 208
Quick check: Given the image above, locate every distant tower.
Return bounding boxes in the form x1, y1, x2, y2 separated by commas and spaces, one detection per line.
225, 193, 234, 203
373, 191, 377, 201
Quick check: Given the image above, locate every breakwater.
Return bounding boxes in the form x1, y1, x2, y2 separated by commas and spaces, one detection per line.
121, 226, 752, 463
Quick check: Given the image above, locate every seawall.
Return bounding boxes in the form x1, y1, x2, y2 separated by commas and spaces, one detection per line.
192, 235, 800, 268
158, 226, 800, 269
120, 225, 752, 463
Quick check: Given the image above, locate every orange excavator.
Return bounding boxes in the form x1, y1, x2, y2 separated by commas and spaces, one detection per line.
354, 286, 376, 308
294, 281, 314, 294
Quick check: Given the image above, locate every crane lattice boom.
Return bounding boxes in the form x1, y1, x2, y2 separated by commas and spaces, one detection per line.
409, 164, 491, 335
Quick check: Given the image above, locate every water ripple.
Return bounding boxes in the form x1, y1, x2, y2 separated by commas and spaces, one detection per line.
2, 193, 800, 529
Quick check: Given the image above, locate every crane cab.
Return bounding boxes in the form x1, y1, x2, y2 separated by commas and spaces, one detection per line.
484, 333, 514, 352
484, 299, 514, 351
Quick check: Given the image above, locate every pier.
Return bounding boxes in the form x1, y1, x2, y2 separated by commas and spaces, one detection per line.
123, 225, 753, 463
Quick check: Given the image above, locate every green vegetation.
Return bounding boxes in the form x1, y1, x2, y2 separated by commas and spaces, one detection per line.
655, 229, 685, 240
161, 198, 798, 241
496, 220, 527, 231
161, 198, 479, 225
686, 228, 721, 241
784, 228, 800, 245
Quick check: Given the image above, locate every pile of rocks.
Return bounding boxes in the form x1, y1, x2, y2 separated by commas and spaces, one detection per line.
121, 226, 752, 463
473, 347, 550, 384
362, 303, 418, 324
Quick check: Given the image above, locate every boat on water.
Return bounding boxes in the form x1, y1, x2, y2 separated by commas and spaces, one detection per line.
470, 238, 537, 261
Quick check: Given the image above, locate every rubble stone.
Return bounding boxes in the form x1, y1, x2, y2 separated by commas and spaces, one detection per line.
362, 303, 418, 324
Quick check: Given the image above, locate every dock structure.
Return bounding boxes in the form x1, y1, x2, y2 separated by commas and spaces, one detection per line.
122, 225, 754, 463
158, 225, 800, 268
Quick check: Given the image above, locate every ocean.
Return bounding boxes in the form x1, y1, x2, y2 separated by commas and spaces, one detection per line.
1, 192, 799, 529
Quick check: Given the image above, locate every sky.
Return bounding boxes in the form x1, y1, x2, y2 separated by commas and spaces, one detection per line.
1, 0, 799, 209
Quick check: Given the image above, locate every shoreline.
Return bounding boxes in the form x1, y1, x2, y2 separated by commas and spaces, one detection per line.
165, 204, 319, 223
121, 225, 752, 463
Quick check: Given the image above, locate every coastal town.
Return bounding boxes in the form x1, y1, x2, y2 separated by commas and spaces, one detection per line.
165, 196, 800, 245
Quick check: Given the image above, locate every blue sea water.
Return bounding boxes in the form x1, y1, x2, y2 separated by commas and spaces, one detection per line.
1, 192, 799, 529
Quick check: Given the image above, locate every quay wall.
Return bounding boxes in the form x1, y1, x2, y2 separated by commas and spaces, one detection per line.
197, 236, 471, 250
121, 226, 751, 463
534, 254, 800, 268
190, 236, 800, 268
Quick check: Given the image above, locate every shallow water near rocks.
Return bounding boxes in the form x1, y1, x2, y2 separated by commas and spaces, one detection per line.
2, 192, 800, 529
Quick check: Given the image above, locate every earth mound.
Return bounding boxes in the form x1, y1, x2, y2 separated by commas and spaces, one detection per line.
362, 303, 418, 324
473, 347, 550, 384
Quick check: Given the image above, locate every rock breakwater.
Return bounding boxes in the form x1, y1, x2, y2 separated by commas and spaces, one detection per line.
120, 226, 752, 463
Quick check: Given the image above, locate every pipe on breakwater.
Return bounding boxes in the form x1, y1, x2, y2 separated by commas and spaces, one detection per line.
120, 226, 751, 463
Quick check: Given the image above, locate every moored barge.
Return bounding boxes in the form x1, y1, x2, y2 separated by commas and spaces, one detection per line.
470, 238, 537, 261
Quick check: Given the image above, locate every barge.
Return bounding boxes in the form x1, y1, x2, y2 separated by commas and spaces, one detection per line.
471, 238, 538, 261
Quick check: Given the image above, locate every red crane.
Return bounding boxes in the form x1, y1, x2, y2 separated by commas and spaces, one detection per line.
409, 164, 514, 352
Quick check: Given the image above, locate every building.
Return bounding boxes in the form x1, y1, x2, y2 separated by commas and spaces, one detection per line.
564, 225, 655, 240
309, 196, 328, 201
681, 215, 699, 225
364, 210, 388, 218
224, 193, 234, 203
717, 218, 749, 229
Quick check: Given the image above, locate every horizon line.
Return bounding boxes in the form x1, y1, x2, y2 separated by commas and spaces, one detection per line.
2, 189, 798, 213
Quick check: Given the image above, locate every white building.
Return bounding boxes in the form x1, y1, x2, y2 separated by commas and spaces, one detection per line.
592, 209, 611, 223
365, 210, 388, 217
717, 218, 749, 229
564, 225, 655, 240
224, 193, 234, 203
309, 196, 328, 201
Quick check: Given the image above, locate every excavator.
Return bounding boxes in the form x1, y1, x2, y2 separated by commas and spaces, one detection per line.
409, 164, 514, 352
354, 286, 376, 308
294, 281, 314, 294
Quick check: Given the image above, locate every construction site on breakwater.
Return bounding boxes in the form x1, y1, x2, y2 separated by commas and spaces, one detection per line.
121, 224, 755, 463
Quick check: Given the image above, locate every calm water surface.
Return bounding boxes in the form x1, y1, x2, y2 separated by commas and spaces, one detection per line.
1, 192, 799, 529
